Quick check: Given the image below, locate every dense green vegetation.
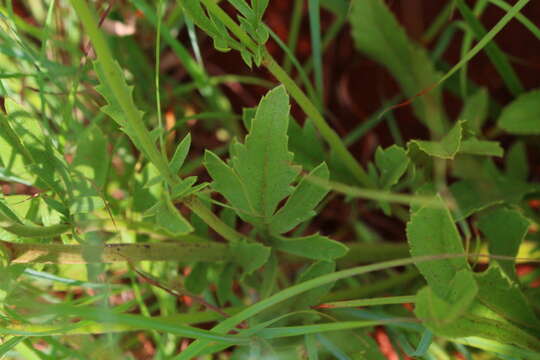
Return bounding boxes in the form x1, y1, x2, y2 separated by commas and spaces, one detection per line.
0, 0, 539, 358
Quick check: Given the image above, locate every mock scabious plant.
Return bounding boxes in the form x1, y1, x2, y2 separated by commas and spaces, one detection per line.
0, 0, 539, 359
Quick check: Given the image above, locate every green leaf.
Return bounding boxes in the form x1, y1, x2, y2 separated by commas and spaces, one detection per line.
288, 118, 325, 171
185, 262, 210, 294
450, 160, 535, 220
204, 150, 256, 224
460, 87, 489, 134
374, 145, 409, 188
477, 208, 529, 281
69, 196, 105, 214
506, 141, 528, 180
415, 269, 478, 326
181, 0, 233, 52
155, 199, 193, 236
229, 241, 271, 274
206, 86, 301, 226
458, 138, 503, 157
475, 263, 539, 329
408, 121, 463, 159
72, 125, 109, 188
406, 195, 468, 298
273, 234, 348, 261
170, 134, 191, 174
217, 263, 236, 306
350, 0, 445, 134
269, 162, 329, 234
497, 88, 540, 134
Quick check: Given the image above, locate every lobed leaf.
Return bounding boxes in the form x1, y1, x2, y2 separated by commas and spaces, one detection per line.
272, 234, 348, 261
269, 162, 329, 234
497, 89, 540, 134
406, 195, 469, 298
408, 121, 463, 159
374, 145, 409, 188
477, 207, 529, 280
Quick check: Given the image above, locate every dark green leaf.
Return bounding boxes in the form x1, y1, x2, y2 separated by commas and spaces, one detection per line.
269, 162, 329, 234
475, 263, 540, 330
374, 145, 409, 188
185, 262, 210, 294
229, 241, 271, 274
273, 234, 348, 261
460, 87, 489, 134
506, 141, 528, 180
415, 269, 478, 326
477, 207, 529, 280
498, 88, 540, 134
406, 195, 469, 298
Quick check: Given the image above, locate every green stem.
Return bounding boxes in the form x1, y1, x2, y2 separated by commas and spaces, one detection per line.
321, 267, 419, 302
183, 195, 245, 243
317, 295, 417, 309
0, 239, 228, 264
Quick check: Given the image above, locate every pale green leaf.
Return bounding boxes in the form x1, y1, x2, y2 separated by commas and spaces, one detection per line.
273, 234, 348, 261
69, 196, 105, 214
458, 138, 503, 157
408, 121, 463, 159
269, 162, 329, 234
155, 199, 193, 236
204, 150, 256, 224
374, 145, 409, 188
170, 134, 191, 174
406, 195, 469, 298
497, 89, 540, 134
229, 241, 270, 274
72, 125, 109, 188
477, 208, 529, 280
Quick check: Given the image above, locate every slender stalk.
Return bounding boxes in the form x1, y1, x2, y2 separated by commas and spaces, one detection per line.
183, 195, 245, 242
0, 239, 228, 264
316, 295, 417, 309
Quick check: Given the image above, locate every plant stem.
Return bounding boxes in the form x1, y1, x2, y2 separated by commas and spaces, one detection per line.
183, 195, 245, 243
320, 268, 419, 302
0, 239, 228, 264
